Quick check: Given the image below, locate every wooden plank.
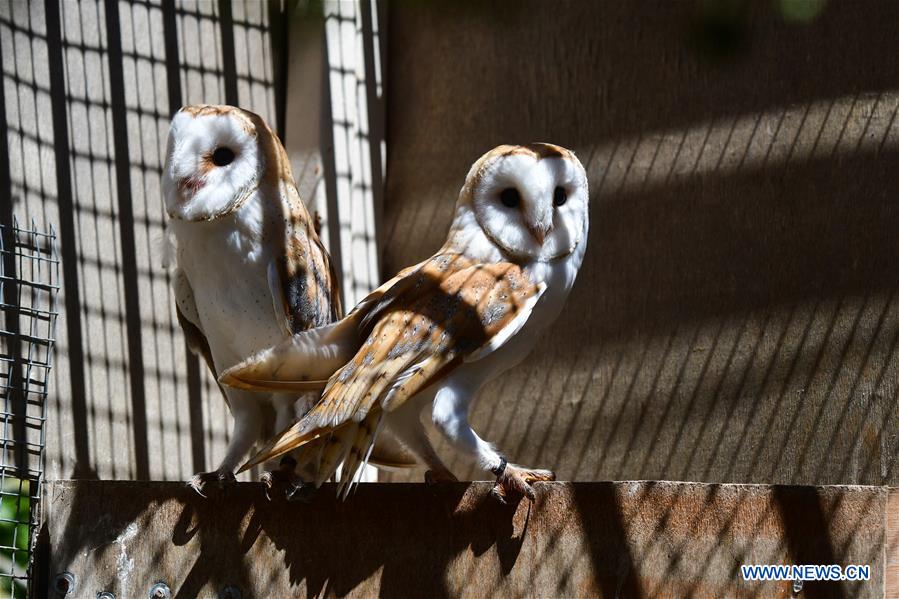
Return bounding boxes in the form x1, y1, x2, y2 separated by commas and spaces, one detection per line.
886, 488, 899, 597
41, 480, 887, 597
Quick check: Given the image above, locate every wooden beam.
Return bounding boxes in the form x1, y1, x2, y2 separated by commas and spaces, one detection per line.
885, 489, 899, 597
41, 480, 890, 597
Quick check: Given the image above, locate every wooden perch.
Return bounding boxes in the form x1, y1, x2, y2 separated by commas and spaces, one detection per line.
37, 480, 896, 597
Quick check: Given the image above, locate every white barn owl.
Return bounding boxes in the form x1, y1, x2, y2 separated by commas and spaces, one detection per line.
221, 143, 590, 502
163, 104, 413, 496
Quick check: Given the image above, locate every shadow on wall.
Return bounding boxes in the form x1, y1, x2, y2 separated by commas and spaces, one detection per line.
383, 0, 899, 488
0, 0, 354, 482
375, 2, 899, 591
0, 0, 386, 483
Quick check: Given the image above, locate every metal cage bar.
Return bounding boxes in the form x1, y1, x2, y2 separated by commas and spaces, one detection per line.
0, 218, 59, 598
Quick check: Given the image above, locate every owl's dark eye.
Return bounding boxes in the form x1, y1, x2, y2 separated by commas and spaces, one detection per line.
553, 186, 567, 206
500, 188, 520, 208
211, 147, 235, 167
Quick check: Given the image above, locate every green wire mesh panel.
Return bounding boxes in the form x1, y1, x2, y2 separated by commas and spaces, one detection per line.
0, 219, 59, 598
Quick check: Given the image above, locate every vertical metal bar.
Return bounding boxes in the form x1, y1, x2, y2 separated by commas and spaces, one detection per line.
0, 24, 26, 480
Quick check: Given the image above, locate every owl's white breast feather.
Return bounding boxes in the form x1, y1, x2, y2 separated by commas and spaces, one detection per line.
169, 190, 282, 372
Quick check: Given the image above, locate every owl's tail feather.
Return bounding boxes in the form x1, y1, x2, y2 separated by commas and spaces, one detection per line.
238, 379, 411, 478
219, 313, 363, 392
337, 412, 383, 499
314, 423, 357, 488
238, 407, 334, 473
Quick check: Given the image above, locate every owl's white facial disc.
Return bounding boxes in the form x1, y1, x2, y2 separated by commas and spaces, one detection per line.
163, 106, 262, 221
468, 146, 589, 262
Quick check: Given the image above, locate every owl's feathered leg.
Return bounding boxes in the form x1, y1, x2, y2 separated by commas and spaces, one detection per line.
431, 385, 553, 502
189, 395, 262, 497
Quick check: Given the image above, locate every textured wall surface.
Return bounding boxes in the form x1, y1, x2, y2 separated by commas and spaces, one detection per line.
5, 0, 899, 489
383, 0, 899, 485
0, 0, 280, 481
0, 0, 386, 483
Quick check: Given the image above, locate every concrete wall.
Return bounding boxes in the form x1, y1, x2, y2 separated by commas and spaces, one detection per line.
383, 0, 899, 485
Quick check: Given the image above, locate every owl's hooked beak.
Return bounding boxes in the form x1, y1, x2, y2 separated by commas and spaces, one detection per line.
527, 222, 553, 245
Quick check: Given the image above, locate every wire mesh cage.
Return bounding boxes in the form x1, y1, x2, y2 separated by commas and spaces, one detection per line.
0, 218, 59, 598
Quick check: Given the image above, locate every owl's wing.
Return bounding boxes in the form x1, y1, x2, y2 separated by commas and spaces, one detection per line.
221, 257, 433, 391
173, 268, 230, 407
269, 181, 342, 338
231, 254, 545, 473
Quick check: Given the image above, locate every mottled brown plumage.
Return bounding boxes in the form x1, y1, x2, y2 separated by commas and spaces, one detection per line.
222, 142, 589, 502
237, 251, 542, 472
165, 104, 408, 494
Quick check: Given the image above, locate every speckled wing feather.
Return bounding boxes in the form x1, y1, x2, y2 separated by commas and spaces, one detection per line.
274, 179, 342, 334
239, 252, 545, 471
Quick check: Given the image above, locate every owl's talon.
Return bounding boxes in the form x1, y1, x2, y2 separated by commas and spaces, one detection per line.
188, 476, 208, 498
285, 482, 316, 503
260, 471, 276, 501
189, 468, 237, 498
219, 470, 237, 486
492, 464, 554, 503
260, 458, 310, 501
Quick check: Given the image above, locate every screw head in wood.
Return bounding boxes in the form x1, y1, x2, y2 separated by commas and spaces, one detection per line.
219, 585, 242, 599
52, 572, 75, 596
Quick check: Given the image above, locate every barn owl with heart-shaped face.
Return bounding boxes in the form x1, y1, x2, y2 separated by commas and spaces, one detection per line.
163, 104, 414, 497
221, 143, 589, 502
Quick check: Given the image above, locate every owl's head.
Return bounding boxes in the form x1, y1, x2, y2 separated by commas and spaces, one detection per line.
163, 105, 271, 221
459, 143, 589, 262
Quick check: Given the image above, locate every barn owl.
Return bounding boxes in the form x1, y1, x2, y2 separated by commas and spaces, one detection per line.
163, 104, 414, 497
220, 143, 589, 502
